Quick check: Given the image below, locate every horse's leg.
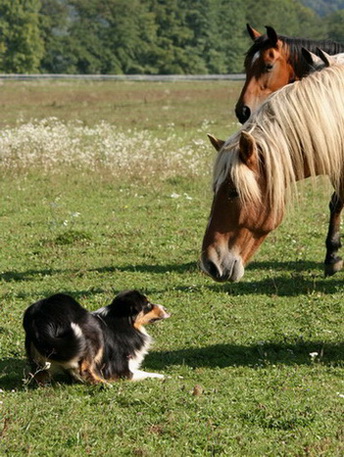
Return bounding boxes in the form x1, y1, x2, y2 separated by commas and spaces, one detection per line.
324, 192, 343, 276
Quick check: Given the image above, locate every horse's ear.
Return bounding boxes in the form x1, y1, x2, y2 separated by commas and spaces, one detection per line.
239, 131, 257, 169
316, 48, 334, 67
207, 134, 225, 152
246, 24, 261, 41
265, 26, 278, 46
302, 48, 322, 66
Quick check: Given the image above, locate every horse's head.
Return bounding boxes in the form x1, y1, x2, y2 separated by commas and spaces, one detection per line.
201, 131, 284, 282
235, 24, 296, 124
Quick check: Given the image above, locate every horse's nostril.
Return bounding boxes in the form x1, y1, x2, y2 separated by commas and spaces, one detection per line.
207, 260, 221, 280
235, 105, 251, 124
242, 106, 251, 123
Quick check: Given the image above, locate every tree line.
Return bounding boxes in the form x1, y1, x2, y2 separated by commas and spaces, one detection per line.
1, 0, 344, 74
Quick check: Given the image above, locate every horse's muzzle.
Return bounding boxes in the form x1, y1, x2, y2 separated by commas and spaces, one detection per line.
200, 252, 245, 282
235, 104, 251, 124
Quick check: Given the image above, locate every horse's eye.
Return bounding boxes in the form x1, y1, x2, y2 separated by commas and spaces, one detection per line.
228, 188, 239, 200
265, 63, 274, 72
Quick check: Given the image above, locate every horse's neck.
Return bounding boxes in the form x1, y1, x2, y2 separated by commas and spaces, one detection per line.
282, 36, 344, 78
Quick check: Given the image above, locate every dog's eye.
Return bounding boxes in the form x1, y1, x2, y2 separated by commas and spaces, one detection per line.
145, 303, 153, 312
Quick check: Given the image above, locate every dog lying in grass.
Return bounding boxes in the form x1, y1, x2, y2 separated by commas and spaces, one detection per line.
23, 290, 170, 385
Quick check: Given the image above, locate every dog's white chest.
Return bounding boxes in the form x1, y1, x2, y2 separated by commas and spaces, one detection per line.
129, 332, 151, 373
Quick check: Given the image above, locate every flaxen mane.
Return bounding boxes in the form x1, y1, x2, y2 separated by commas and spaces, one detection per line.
214, 64, 344, 216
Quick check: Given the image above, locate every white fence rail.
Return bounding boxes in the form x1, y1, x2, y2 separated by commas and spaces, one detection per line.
0, 74, 245, 81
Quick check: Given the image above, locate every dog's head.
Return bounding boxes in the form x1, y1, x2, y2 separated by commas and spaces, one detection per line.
108, 290, 170, 328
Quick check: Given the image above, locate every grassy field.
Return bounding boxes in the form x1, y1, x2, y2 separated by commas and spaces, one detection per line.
0, 79, 343, 457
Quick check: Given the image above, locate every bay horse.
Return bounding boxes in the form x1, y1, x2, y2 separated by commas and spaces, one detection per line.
201, 64, 344, 282
235, 24, 344, 124
235, 25, 344, 277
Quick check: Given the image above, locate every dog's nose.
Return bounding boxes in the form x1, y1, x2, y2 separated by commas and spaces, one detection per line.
154, 304, 170, 319
160, 306, 171, 319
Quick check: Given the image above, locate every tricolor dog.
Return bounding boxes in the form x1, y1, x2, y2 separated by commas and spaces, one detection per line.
23, 290, 170, 384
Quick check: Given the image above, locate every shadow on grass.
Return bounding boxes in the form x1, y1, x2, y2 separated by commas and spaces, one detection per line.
0, 357, 82, 390
0, 262, 197, 283
90, 262, 198, 275
1, 261, 342, 299
204, 276, 343, 297
2, 340, 343, 390
94, 260, 322, 275
147, 341, 344, 370
0, 260, 324, 281
0, 269, 62, 282
0, 358, 28, 390
247, 260, 321, 272
81, 261, 344, 299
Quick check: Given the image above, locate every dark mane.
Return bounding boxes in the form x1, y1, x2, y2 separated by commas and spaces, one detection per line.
283, 36, 344, 76
245, 34, 344, 77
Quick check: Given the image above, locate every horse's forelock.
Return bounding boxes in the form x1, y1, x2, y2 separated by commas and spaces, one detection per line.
213, 135, 261, 207
245, 36, 274, 65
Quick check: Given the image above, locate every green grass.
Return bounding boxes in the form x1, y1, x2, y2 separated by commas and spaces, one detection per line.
0, 80, 343, 457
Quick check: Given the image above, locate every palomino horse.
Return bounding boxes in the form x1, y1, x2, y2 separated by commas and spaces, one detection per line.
235, 25, 344, 277
201, 64, 344, 282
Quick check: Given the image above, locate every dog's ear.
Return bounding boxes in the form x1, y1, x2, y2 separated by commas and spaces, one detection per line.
110, 290, 147, 317
126, 290, 147, 316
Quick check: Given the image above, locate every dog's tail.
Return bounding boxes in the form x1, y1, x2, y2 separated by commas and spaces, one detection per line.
28, 320, 86, 362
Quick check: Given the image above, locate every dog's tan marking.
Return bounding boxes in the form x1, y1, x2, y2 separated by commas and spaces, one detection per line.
94, 346, 104, 366
133, 304, 170, 330
79, 359, 108, 384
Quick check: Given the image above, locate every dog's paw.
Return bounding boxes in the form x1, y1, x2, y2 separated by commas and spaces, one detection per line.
131, 370, 165, 381
152, 373, 165, 379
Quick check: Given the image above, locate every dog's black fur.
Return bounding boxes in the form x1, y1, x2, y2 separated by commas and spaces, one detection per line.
23, 290, 169, 384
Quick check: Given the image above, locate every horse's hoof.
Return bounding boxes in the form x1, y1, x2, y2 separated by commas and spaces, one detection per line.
324, 258, 343, 276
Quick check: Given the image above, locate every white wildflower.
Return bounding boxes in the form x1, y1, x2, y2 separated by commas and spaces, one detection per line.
0, 118, 211, 179
309, 352, 319, 359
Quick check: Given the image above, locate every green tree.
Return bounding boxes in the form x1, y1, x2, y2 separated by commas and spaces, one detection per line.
58, 0, 160, 74
0, 0, 44, 73
40, 0, 76, 73
245, 0, 326, 39
37, 0, 332, 75
38, 0, 248, 75
214, 0, 247, 73
325, 10, 344, 43
146, 0, 247, 74
301, 0, 344, 17
146, 0, 195, 74
102, 0, 159, 74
